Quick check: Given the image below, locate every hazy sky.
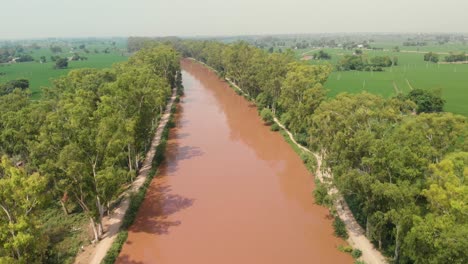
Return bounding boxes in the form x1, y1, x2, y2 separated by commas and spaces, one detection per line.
1, 0, 468, 39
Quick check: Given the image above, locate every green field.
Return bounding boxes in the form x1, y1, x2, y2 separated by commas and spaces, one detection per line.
298, 45, 468, 116
0, 40, 128, 99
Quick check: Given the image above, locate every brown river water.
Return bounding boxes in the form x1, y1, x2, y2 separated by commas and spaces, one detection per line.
116, 59, 353, 264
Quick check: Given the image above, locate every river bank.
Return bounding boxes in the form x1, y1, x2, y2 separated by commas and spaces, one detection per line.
73, 88, 177, 264
190, 58, 387, 264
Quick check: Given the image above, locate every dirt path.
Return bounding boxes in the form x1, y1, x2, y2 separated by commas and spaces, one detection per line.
301, 48, 321, 56
405, 79, 414, 90
74, 88, 177, 264
392, 81, 400, 94
272, 117, 387, 264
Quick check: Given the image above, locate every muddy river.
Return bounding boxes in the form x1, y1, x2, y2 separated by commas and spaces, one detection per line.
116, 59, 353, 263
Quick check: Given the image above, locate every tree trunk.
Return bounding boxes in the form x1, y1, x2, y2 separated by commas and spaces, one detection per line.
128, 145, 133, 172
90, 217, 99, 242
366, 216, 370, 238
394, 224, 400, 263
96, 196, 105, 237
60, 200, 69, 215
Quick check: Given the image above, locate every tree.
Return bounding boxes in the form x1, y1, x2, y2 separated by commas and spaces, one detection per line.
424, 52, 439, 63
404, 89, 445, 113
50, 46, 62, 53
0, 79, 29, 96
404, 152, 468, 264
54, 58, 68, 69
315, 50, 331, 60
279, 62, 331, 134
0, 156, 47, 263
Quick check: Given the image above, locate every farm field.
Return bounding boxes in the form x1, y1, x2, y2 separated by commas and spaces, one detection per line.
0, 39, 128, 99
298, 44, 468, 116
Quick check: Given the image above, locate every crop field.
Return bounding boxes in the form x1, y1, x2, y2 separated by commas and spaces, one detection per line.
298, 43, 468, 116
0, 40, 128, 99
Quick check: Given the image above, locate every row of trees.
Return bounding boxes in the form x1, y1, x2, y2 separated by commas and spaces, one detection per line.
0, 44, 181, 263
337, 54, 397, 71
165, 39, 466, 263
444, 52, 467, 62
424, 52, 468, 63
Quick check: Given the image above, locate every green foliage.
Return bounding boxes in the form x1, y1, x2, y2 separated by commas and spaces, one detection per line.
0, 156, 48, 263
0, 79, 29, 96
270, 123, 280, 131
0, 44, 180, 261
54, 58, 68, 69
424, 52, 439, 63
333, 217, 349, 239
351, 249, 362, 259
404, 88, 445, 113
315, 50, 331, 60
260, 108, 273, 124
338, 54, 395, 71
313, 179, 331, 207
445, 52, 467, 62
338, 245, 353, 253
41, 207, 89, 264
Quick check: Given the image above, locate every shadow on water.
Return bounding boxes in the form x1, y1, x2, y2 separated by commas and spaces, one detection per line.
116, 254, 145, 264
129, 182, 195, 235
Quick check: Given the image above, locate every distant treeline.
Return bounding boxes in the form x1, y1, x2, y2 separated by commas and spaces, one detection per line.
444, 52, 468, 62
403, 41, 427, 46
0, 44, 181, 263
337, 54, 398, 71
127, 37, 468, 264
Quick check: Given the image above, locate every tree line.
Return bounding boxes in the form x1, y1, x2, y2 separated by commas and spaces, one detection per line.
0, 44, 181, 263
159, 38, 466, 264
337, 53, 398, 71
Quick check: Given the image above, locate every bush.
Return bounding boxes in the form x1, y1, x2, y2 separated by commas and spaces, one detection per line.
295, 133, 308, 147
270, 123, 280, 131
333, 216, 349, 239
338, 245, 353, 253
352, 249, 362, 259
313, 179, 331, 206
260, 108, 273, 124
280, 112, 291, 127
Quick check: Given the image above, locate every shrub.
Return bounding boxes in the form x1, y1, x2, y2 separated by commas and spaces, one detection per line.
280, 112, 291, 127
352, 249, 362, 259
313, 179, 331, 206
333, 216, 349, 239
338, 245, 353, 253
270, 123, 280, 131
260, 108, 273, 124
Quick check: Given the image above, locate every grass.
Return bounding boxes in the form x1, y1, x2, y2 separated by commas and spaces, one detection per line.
41, 205, 90, 264
297, 43, 468, 116
0, 48, 127, 99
